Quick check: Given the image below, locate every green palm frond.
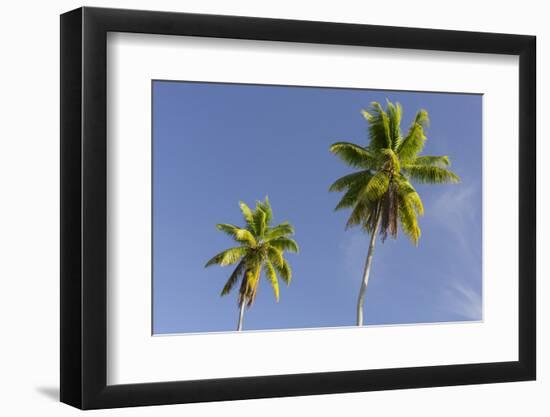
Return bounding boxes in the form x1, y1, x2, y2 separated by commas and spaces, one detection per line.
267, 246, 284, 267
362, 102, 392, 150
335, 179, 367, 211
412, 155, 450, 167
245, 265, 262, 306
253, 206, 267, 238
402, 164, 460, 184
329, 142, 378, 169
329, 170, 372, 192
395, 176, 424, 216
221, 260, 246, 296
239, 201, 256, 232
263, 260, 279, 301
398, 198, 421, 244
265, 222, 294, 240
365, 171, 390, 201
256, 196, 273, 225
380, 148, 400, 172
216, 224, 257, 246
397, 119, 426, 162
346, 199, 369, 229
386, 100, 403, 149
205, 246, 248, 267
275, 259, 292, 285
268, 237, 299, 253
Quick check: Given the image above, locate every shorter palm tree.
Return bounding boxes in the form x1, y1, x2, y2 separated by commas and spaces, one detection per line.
205, 197, 299, 331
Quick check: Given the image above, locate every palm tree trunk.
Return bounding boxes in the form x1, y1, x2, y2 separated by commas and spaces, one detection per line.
237, 300, 246, 331
356, 209, 382, 326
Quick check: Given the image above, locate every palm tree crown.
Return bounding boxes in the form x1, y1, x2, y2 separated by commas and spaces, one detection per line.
205, 197, 299, 311
329, 100, 460, 244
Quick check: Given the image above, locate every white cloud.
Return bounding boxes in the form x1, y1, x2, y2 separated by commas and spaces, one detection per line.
441, 279, 482, 320
430, 182, 483, 320
430, 183, 479, 254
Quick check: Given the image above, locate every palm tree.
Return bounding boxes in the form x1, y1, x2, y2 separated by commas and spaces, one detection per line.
205, 197, 299, 331
329, 100, 460, 326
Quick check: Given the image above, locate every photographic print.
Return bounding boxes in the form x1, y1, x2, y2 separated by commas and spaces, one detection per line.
152, 81, 482, 335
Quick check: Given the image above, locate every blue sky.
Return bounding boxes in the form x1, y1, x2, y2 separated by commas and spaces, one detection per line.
152, 80, 482, 334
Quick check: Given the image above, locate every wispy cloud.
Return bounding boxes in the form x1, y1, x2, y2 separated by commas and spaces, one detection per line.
441, 279, 482, 320
430, 182, 483, 320
430, 183, 480, 254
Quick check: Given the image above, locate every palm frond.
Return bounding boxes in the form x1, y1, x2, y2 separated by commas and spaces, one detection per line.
253, 206, 267, 238
398, 198, 421, 245
263, 260, 280, 301
245, 265, 262, 306
329, 170, 372, 192
256, 196, 273, 225
265, 222, 294, 240
205, 246, 248, 267
386, 100, 403, 150
346, 199, 369, 229
267, 246, 284, 267
395, 176, 424, 215
329, 142, 378, 169
362, 102, 392, 150
411, 155, 450, 168
216, 224, 257, 246
397, 120, 426, 162
380, 148, 400, 172
275, 259, 292, 285
239, 201, 256, 232
365, 171, 390, 201
403, 164, 460, 184
334, 180, 368, 211
268, 237, 299, 253
220, 260, 246, 296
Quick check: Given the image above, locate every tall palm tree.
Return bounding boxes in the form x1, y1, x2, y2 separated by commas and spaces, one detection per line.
329, 100, 460, 326
205, 197, 299, 331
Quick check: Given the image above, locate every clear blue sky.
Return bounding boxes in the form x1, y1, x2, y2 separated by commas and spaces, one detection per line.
152, 80, 482, 334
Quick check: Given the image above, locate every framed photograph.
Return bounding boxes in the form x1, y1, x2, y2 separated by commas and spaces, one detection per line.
60, 6, 536, 410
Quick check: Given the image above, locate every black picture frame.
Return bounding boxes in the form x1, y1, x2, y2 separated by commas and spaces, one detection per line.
60, 6, 536, 410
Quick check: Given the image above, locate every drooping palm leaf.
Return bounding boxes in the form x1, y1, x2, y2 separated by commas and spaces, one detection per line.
205, 246, 248, 267
263, 260, 279, 301
329, 142, 378, 169
402, 164, 460, 184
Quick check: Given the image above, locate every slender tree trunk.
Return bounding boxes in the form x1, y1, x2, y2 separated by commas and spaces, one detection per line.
356, 210, 382, 326
237, 299, 246, 331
